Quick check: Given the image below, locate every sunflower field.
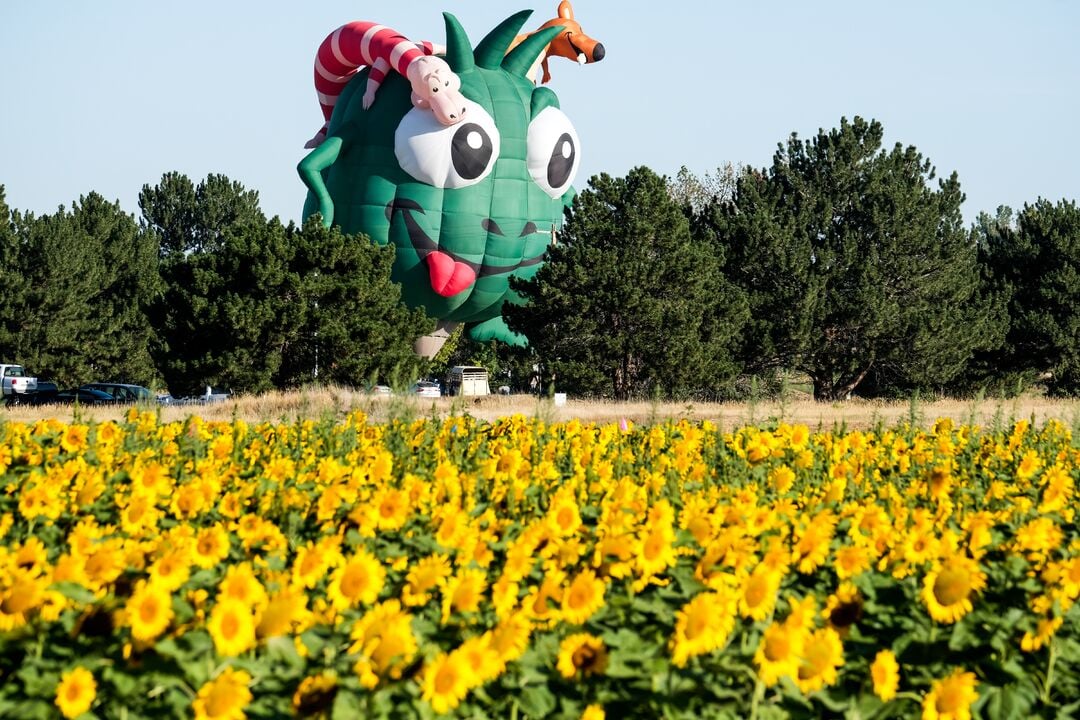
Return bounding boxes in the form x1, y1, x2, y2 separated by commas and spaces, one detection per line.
1, 410, 1078, 719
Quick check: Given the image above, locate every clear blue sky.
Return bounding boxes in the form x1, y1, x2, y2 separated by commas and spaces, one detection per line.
2, 1, 1077, 225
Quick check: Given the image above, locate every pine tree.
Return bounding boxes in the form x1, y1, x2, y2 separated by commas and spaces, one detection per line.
69, 193, 160, 385
0, 188, 30, 361
978, 199, 1080, 395
275, 219, 433, 388
705, 117, 1000, 400
140, 172, 269, 393
506, 167, 747, 400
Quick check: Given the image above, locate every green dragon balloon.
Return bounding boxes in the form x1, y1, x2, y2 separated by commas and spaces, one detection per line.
298, 10, 582, 346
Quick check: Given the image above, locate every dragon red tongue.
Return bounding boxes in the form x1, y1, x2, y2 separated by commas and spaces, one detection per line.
426, 251, 476, 297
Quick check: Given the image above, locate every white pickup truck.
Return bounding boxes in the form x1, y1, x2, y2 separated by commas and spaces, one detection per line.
1, 364, 38, 402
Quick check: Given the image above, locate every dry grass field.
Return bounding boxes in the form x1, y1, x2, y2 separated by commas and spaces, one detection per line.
5, 386, 1080, 430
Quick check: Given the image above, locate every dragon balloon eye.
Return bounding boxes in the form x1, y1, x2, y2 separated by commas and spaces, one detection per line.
395, 100, 500, 189
527, 106, 580, 198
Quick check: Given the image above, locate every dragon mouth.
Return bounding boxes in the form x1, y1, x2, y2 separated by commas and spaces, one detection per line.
387, 199, 547, 297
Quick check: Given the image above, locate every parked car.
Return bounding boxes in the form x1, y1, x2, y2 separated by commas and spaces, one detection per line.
166, 386, 233, 405
409, 381, 441, 398
80, 383, 155, 403
26, 381, 59, 405
54, 388, 116, 405
1, 364, 38, 403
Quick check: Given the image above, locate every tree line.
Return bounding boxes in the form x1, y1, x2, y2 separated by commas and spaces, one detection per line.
2, 115, 1077, 401
0, 173, 429, 394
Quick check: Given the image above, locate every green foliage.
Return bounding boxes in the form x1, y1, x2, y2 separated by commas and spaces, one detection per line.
275, 218, 434, 389
141, 173, 433, 395
0, 188, 159, 387
975, 199, 1080, 396
702, 117, 1002, 400
506, 166, 748, 400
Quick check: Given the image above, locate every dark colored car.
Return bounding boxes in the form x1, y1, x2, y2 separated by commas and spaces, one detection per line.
79, 383, 155, 403
26, 381, 60, 405
54, 388, 116, 405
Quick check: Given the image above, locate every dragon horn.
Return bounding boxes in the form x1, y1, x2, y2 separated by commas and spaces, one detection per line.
474, 9, 534, 69
503, 25, 562, 78
442, 13, 474, 73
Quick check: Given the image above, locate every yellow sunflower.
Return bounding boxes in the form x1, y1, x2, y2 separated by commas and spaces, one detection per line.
671, 591, 735, 667
922, 669, 978, 720
753, 621, 804, 686
0, 570, 46, 627
291, 539, 338, 589
456, 635, 502, 685
521, 572, 564, 628
291, 672, 337, 718
218, 563, 268, 615
372, 487, 410, 530
833, 544, 872, 580
191, 525, 231, 569
1021, 616, 1063, 652
256, 585, 308, 639
793, 627, 844, 693
823, 582, 863, 634
421, 650, 474, 715
440, 568, 487, 624
55, 666, 96, 719
561, 569, 606, 625
580, 705, 605, 720
148, 548, 191, 591
548, 492, 582, 537
207, 598, 257, 657
737, 564, 782, 621
871, 649, 899, 701
556, 633, 608, 679
192, 667, 253, 720
921, 555, 986, 624
328, 549, 385, 610
348, 600, 417, 687
486, 612, 532, 665
126, 580, 173, 643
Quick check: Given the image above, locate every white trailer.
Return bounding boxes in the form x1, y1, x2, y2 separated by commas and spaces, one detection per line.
447, 366, 490, 397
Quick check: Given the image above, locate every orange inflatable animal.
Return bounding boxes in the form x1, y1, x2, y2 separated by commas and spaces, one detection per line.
511, 1, 605, 84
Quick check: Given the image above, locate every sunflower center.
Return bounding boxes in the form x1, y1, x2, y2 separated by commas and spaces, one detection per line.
764, 633, 790, 661
573, 646, 599, 672
643, 532, 665, 561
205, 684, 235, 715
139, 595, 161, 623
935, 683, 965, 712
434, 664, 458, 694
341, 566, 367, 597
685, 609, 708, 640
828, 600, 862, 629
744, 575, 769, 608
933, 567, 971, 606
798, 640, 830, 679
221, 611, 239, 639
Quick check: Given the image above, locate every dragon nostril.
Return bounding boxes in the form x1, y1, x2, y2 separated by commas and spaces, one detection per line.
519, 222, 538, 237
482, 218, 505, 236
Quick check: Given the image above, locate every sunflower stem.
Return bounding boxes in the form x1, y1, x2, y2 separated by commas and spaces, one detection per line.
1042, 639, 1057, 703
750, 678, 764, 720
